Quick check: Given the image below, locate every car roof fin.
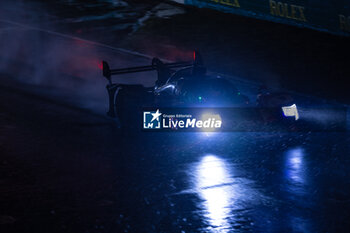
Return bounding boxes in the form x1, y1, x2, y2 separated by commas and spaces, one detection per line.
194, 50, 203, 66
152, 58, 172, 87
102, 61, 112, 84
192, 50, 206, 76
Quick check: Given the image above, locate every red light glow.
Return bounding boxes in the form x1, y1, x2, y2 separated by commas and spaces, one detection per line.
98, 61, 103, 70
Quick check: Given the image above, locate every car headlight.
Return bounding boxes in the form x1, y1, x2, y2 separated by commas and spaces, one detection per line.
200, 113, 222, 132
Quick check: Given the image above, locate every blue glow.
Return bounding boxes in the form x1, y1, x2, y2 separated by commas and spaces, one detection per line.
200, 113, 222, 133
190, 155, 262, 231
284, 147, 307, 191
195, 155, 234, 231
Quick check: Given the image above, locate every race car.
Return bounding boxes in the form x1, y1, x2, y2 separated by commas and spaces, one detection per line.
101, 51, 297, 130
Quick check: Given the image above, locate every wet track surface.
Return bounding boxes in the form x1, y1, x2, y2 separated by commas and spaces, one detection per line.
1, 88, 349, 232
0, 0, 350, 232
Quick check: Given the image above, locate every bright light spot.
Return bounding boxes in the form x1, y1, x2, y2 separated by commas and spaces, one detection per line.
202, 132, 217, 137
290, 157, 302, 169
285, 148, 306, 185
282, 104, 299, 120
200, 113, 222, 133
198, 156, 228, 187
189, 154, 262, 231
195, 155, 234, 231
201, 113, 221, 121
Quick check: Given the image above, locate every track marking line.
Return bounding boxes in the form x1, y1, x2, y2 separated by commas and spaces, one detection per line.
0, 19, 158, 61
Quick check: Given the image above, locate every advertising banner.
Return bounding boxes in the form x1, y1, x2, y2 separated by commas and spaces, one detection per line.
174, 0, 350, 36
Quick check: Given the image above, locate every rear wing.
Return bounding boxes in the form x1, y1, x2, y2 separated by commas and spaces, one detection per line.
102, 51, 204, 118
102, 51, 204, 85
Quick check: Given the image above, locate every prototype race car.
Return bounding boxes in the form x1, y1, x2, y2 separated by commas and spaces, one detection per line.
101, 51, 297, 130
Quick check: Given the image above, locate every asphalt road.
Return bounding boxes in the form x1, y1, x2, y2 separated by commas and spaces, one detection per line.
1, 77, 349, 233
0, 1, 350, 233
